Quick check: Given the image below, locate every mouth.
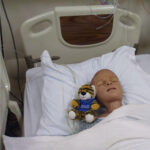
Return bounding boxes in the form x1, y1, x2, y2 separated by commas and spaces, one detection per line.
81, 95, 86, 99
107, 87, 116, 92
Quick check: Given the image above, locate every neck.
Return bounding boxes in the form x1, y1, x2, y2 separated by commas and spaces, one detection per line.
106, 100, 121, 113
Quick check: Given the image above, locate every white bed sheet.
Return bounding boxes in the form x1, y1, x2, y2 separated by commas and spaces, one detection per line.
24, 54, 150, 137
5, 104, 150, 150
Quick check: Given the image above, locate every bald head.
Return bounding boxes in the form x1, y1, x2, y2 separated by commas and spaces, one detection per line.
91, 69, 115, 85
91, 69, 123, 108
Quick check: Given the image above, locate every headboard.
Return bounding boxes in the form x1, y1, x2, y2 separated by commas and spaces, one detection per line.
21, 5, 141, 65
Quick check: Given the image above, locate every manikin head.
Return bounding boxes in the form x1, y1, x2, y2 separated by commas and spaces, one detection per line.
91, 69, 123, 109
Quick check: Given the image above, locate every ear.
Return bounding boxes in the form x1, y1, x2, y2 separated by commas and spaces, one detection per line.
91, 85, 96, 97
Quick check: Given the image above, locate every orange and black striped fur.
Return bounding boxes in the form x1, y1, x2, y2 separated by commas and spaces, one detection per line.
68, 84, 100, 123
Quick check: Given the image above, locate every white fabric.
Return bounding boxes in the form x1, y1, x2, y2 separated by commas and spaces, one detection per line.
37, 46, 150, 136
4, 104, 150, 150
24, 47, 150, 136
108, 139, 150, 150
136, 54, 150, 74
24, 67, 43, 136
36, 50, 102, 136
100, 47, 150, 105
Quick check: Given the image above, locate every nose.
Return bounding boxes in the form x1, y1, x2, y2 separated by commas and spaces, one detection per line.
106, 81, 112, 86
81, 92, 86, 95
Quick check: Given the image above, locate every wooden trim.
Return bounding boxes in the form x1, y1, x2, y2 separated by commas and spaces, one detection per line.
60, 14, 113, 45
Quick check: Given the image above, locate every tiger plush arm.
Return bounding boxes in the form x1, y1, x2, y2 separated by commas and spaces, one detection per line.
71, 99, 80, 108
91, 100, 100, 110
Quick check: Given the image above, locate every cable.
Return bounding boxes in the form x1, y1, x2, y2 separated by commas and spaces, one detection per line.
96, 15, 113, 30
1, 0, 23, 101
88, 0, 117, 31
95, 14, 113, 19
10, 91, 23, 115
113, 0, 120, 8
141, 0, 150, 15
0, 16, 4, 58
10, 91, 22, 104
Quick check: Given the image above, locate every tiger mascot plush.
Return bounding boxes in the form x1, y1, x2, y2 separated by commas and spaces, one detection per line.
68, 84, 100, 123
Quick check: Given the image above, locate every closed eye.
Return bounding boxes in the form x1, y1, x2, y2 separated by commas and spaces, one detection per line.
97, 81, 103, 86
110, 77, 119, 82
97, 81, 107, 86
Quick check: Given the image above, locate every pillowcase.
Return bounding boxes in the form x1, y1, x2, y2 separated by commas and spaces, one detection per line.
136, 54, 150, 74
100, 46, 150, 105
36, 45, 150, 136
36, 51, 102, 136
24, 67, 43, 136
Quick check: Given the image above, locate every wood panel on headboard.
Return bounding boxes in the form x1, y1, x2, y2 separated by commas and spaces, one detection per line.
60, 14, 113, 45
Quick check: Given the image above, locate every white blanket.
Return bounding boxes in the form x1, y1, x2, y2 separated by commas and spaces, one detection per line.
4, 104, 150, 150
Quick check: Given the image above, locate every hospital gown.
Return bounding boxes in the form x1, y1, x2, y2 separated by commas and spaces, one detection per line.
78, 118, 103, 132
76, 108, 106, 133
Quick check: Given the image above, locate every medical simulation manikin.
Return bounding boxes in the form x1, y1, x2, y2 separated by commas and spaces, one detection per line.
75, 69, 123, 132
91, 69, 123, 117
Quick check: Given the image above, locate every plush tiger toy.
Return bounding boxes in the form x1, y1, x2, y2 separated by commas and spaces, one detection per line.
68, 84, 100, 123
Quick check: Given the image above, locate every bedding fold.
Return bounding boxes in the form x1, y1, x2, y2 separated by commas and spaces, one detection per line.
4, 104, 150, 150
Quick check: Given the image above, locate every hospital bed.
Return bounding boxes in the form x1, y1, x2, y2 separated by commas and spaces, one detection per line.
2, 5, 150, 150
23, 54, 150, 137
21, 5, 142, 136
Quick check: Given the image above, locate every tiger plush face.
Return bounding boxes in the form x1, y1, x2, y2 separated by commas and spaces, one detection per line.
78, 84, 96, 100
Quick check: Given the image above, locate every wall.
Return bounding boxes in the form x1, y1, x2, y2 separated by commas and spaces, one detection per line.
119, 0, 150, 54
1, 0, 150, 79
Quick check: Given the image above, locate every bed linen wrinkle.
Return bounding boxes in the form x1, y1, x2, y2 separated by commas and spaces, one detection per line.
4, 104, 150, 150
24, 46, 150, 136
108, 138, 150, 150
100, 46, 150, 105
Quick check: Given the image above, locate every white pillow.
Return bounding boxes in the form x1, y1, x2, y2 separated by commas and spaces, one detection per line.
36, 51, 102, 135
24, 67, 43, 136
100, 46, 150, 105
37, 46, 150, 136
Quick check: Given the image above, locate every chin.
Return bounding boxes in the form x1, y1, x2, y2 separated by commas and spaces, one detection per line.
105, 94, 122, 103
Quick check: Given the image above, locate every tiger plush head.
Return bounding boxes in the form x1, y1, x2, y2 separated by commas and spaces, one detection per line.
78, 84, 96, 100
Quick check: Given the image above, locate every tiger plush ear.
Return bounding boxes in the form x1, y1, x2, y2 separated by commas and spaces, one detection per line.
91, 85, 96, 98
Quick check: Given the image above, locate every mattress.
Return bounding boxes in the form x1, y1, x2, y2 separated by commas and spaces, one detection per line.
24, 54, 150, 136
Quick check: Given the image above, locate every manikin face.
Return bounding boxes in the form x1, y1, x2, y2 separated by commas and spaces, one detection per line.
91, 69, 123, 107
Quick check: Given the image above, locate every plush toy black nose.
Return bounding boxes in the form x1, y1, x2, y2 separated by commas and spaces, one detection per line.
81, 92, 86, 95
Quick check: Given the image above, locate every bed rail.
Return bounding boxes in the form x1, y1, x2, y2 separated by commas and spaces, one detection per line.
21, 5, 141, 65
0, 51, 10, 150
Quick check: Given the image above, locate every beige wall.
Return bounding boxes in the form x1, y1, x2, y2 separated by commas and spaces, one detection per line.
1, 0, 150, 79
119, 0, 150, 54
